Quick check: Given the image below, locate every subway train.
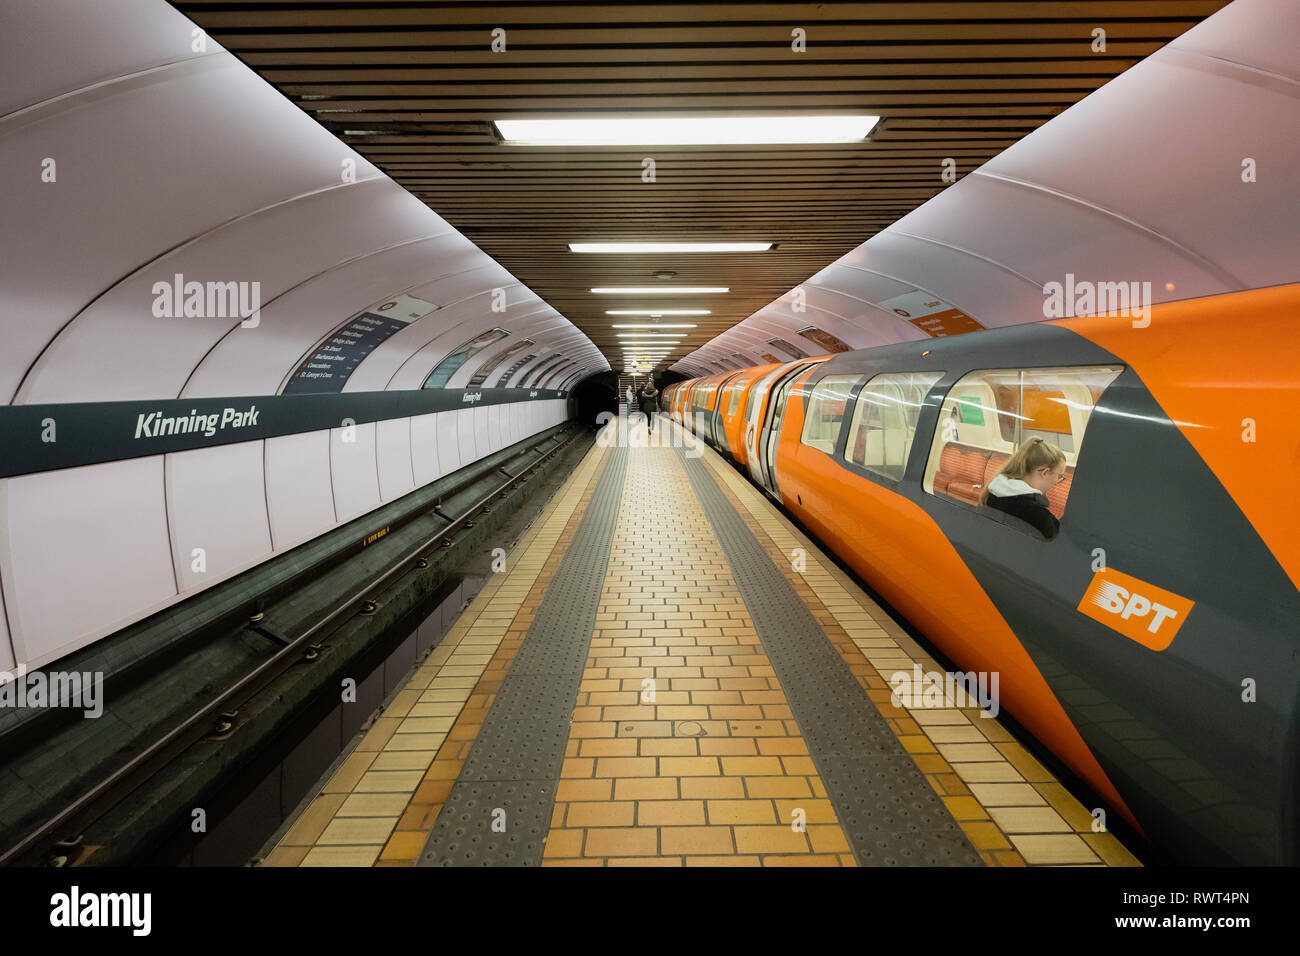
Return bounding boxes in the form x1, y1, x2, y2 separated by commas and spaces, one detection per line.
661, 283, 1300, 866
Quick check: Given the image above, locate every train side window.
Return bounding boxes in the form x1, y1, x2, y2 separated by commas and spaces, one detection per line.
922, 365, 1123, 527
846, 372, 944, 480
726, 378, 749, 416
800, 375, 860, 455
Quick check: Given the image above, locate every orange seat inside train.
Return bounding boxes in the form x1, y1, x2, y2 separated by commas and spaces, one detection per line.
931, 442, 1071, 519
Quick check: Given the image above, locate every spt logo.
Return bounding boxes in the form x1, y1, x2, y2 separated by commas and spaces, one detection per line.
1077, 567, 1195, 651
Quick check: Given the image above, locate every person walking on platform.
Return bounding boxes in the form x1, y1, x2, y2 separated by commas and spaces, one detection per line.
639, 380, 659, 434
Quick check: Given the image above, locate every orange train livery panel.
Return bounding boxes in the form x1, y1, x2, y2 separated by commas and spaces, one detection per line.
666, 283, 1300, 865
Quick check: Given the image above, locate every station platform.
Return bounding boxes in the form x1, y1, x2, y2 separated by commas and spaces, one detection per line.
258, 416, 1140, 868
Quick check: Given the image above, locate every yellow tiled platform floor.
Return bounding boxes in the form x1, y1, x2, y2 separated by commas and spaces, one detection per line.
545, 439, 853, 866
261, 416, 1139, 867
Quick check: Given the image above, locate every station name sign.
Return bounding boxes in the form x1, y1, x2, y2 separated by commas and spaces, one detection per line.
0, 388, 569, 479
133, 403, 260, 440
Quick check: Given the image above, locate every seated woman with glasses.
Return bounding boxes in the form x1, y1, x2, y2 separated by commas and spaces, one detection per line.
979, 437, 1067, 539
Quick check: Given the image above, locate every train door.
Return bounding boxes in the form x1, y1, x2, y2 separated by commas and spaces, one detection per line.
700, 379, 719, 446
709, 373, 742, 449
745, 365, 790, 482
756, 362, 815, 498
692, 379, 715, 437
696, 384, 710, 441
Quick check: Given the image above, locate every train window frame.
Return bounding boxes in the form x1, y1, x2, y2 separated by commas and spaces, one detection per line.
726, 377, 749, 417
716, 376, 735, 411
799, 374, 862, 456
715, 372, 743, 412
921, 364, 1125, 535
744, 365, 790, 433
842, 371, 946, 482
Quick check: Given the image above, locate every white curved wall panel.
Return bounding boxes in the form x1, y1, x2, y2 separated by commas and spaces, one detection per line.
376, 418, 416, 504
403, 264, 520, 317
503, 407, 514, 448
166, 440, 272, 594
265, 431, 336, 553
456, 409, 477, 467
0, 458, 176, 666
873, 181, 1228, 309
0, 0, 200, 118
330, 423, 381, 525
976, 55, 1298, 289
1177, 0, 1295, 76
3, 57, 384, 405
487, 405, 502, 455
21, 175, 436, 405
471, 406, 488, 461
410, 413, 443, 488
503, 405, 517, 448
436, 413, 463, 476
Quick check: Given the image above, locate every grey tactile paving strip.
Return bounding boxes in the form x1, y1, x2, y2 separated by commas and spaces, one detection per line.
418, 447, 628, 866
674, 449, 983, 866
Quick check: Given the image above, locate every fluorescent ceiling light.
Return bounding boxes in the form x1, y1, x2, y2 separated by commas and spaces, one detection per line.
570, 242, 771, 253
607, 312, 706, 317
612, 323, 697, 328
496, 116, 880, 145
592, 287, 728, 295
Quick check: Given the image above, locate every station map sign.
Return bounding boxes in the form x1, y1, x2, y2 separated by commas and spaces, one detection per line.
285, 294, 438, 394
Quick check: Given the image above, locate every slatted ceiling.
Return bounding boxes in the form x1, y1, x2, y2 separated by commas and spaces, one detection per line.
173, 1, 1228, 371
180, 2, 1226, 22
239, 43, 1164, 66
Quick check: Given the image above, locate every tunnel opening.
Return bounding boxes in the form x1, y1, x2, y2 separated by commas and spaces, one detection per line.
570, 371, 618, 428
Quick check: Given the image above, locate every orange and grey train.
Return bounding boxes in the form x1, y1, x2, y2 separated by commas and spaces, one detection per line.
663, 283, 1299, 866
